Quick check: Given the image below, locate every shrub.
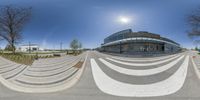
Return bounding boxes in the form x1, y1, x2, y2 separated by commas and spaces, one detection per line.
0, 53, 35, 65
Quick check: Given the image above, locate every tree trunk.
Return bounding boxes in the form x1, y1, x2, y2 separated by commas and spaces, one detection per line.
12, 44, 15, 54
11, 40, 15, 54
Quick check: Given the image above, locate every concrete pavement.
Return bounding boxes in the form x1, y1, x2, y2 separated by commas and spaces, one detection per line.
0, 53, 86, 93
0, 51, 200, 100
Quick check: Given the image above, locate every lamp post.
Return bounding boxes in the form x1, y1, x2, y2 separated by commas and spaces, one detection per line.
60, 42, 63, 52
29, 42, 31, 54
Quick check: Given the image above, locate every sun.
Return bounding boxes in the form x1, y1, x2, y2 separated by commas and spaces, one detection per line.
119, 16, 130, 24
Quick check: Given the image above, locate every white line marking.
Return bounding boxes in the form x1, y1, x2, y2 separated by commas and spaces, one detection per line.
106, 55, 181, 66
90, 56, 189, 97
99, 55, 184, 76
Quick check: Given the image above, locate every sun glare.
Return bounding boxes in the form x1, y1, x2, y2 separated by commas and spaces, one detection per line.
119, 16, 131, 24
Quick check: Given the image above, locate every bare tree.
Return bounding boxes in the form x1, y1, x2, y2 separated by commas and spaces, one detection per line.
70, 39, 79, 54
0, 5, 32, 53
70, 39, 82, 55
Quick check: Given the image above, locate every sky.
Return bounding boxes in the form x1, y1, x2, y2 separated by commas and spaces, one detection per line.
0, 0, 200, 49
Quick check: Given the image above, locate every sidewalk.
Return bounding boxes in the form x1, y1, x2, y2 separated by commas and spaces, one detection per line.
191, 51, 200, 73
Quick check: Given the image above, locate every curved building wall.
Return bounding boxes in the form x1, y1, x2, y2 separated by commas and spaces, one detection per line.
101, 29, 181, 54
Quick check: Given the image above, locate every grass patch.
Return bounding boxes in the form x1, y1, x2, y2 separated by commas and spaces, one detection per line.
0, 53, 36, 65
38, 55, 54, 59
0, 50, 84, 65
0, 53, 57, 65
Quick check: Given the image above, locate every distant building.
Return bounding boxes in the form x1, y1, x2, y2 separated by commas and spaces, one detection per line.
100, 29, 181, 54
18, 44, 43, 52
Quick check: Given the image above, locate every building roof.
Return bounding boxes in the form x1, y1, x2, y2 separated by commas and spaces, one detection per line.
103, 29, 180, 46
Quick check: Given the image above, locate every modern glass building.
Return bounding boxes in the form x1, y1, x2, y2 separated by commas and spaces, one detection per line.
100, 29, 181, 54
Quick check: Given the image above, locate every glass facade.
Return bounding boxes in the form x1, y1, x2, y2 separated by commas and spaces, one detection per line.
101, 29, 181, 54
104, 29, 132, 44
103, 42, 164, 54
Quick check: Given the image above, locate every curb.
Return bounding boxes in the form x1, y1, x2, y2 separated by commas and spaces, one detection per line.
0, 52, 89, 93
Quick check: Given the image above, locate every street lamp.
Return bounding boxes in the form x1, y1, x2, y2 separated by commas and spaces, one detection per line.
29, 42, 31, 54
60, 42, 63, 52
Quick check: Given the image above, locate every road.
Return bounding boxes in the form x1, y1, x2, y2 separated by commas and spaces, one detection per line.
0, 51, 200, 100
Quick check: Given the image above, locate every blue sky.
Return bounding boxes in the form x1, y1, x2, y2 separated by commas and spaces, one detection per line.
0, 0, 200, 49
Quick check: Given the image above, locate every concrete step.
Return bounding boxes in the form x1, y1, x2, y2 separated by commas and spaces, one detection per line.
30, 57, 78, 68
32, 56, 74, 66
27, 58, 80, 72
11, 68, 78, 88
2, 65, 27, 79
23, 62, 78, 77
0, 64, 21, 73
0, 63, 17, 69
8, 71, 77, 88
